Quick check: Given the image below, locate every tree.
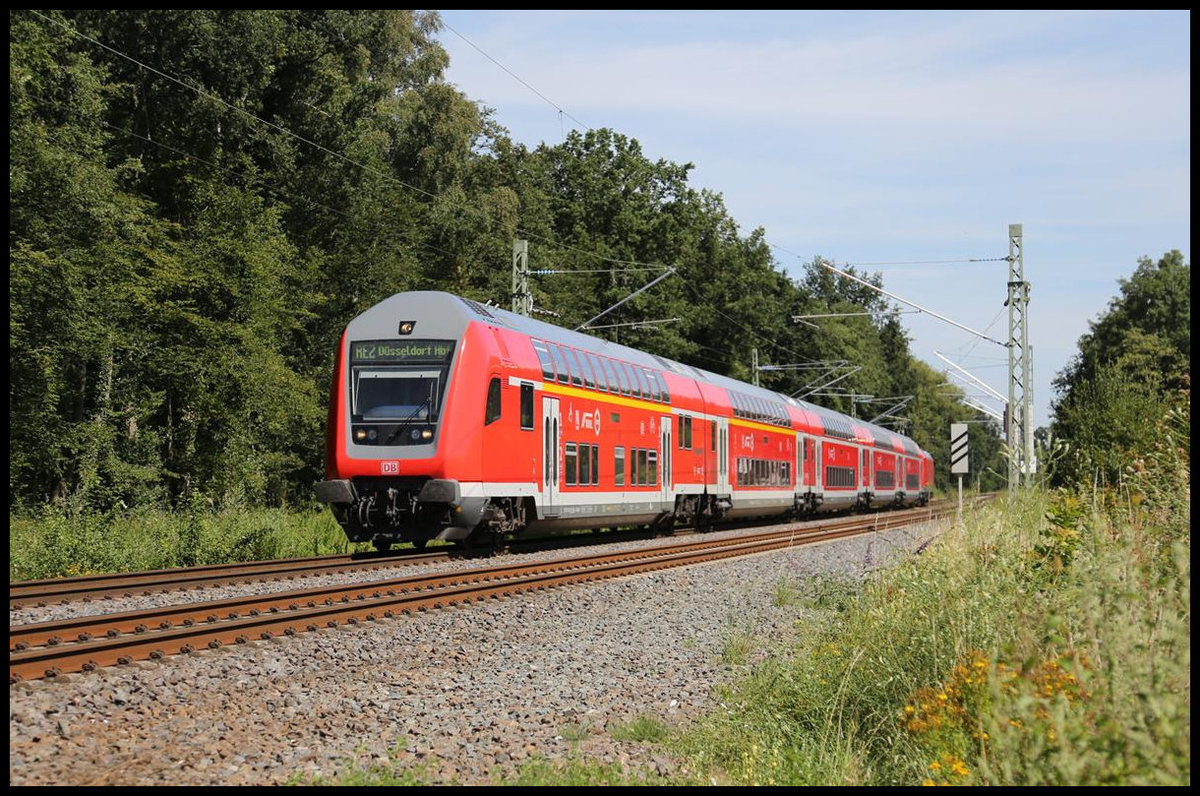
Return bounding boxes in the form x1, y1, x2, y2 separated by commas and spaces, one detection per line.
1051, 251, 1190, 487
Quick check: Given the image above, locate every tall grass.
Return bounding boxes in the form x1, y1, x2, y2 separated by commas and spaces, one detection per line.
9, 502, 363, 581
678, 399, 1190, 785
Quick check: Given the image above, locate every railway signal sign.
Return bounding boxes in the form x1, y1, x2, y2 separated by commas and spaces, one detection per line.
950, 423, 969, 475
951, 423, 968, 526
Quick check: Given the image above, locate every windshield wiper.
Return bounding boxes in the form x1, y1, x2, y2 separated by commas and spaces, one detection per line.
381, 395, 432, 446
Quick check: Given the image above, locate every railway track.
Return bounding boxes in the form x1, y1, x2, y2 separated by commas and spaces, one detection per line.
10, 498, 966, 609
9, 500, 974, 682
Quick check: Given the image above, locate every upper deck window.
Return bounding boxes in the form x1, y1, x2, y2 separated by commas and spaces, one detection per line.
547, 343, 570, 384
532, 340, 555, 381
561, 347, 584, 387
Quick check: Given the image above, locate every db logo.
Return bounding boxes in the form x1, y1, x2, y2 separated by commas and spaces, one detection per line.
380, 461, 400, 475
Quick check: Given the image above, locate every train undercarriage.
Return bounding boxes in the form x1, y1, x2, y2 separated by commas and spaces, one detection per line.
318, 476, 929, 553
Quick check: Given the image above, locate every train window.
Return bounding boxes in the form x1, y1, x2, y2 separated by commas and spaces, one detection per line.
629, 447, 638, 486
532, 340, 555, 381
711, 420, 717, 452
647, 450, 658, 486
548, 343, 570, 384
579, 440, 591, 486
634, 368, 652, 400
584, 352, 604, 391
684, 417, 693, 450
615, 446, 625, 486
619, 362, 638, 396
576, 351, 596, 389
619, 363, 636, 398
520, 383, 534, 430
655, 371, 671, 403
599, 357, 618, 393
352, 368, 439, 422
565, 443, 577, 486
637, 449, 648, 486
643, 369, 661, 402
561, 347, 584, 387
485, 377, 502, 425
622, 363, 638, 397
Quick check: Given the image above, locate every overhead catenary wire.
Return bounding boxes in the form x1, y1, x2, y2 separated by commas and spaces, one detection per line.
441, 20, 589, 133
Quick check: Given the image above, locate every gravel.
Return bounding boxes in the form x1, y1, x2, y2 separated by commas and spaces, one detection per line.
9, 520, 945, 786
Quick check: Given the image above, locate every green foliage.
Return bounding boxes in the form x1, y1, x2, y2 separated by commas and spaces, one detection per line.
9, 505, 356, 581
1051, 364, 1175, 488
609, 715, 671, 744
1051, 251, 1190, 488
1056, 250, 1190, 395
504, 755, 685, 786
1030, 491, 1086, 581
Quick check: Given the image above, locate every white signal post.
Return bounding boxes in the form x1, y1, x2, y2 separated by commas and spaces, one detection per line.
951, 423, 969, 526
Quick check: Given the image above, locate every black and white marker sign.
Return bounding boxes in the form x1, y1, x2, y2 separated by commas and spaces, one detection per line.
950, 423, 969, 475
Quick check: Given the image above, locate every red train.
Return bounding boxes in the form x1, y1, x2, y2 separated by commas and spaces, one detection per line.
316, 292, 934, 550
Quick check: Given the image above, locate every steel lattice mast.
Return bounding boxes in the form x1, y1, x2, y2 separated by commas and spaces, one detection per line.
1005, 224, 1033, 495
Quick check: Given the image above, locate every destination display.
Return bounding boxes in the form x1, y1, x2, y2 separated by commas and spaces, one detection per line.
350, 339, 455, 363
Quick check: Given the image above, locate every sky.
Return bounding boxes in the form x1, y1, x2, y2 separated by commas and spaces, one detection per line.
435, 10, 1191, 431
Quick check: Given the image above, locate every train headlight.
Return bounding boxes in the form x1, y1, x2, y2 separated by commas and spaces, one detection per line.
353, 428, 368, 443
421, 428, 433, 440
398, 321, 415, 335
410, 428, 421, 441
367, 428, 377, 442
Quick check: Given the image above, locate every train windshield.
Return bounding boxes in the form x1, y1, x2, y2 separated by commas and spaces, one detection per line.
353, 369, 441, 421
348, 338, 456, 428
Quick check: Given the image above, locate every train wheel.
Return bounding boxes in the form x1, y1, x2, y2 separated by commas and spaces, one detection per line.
373, 538, 392, 553
411, 538, 427, 549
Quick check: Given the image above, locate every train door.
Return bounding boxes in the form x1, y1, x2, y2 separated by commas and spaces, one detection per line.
796, 435, 805, 487
716, 418, 730, 494
660, 415, 672, 505
815, 440, 823, 492
541, 396, 561, 517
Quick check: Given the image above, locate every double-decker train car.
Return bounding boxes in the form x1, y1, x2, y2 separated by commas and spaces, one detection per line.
316, 291, 933, 550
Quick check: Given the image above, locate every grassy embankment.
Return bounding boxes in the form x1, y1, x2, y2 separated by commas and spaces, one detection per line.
9, 501, 367, 582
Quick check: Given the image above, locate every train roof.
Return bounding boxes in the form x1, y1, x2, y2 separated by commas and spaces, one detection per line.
351, 292, 927, 456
